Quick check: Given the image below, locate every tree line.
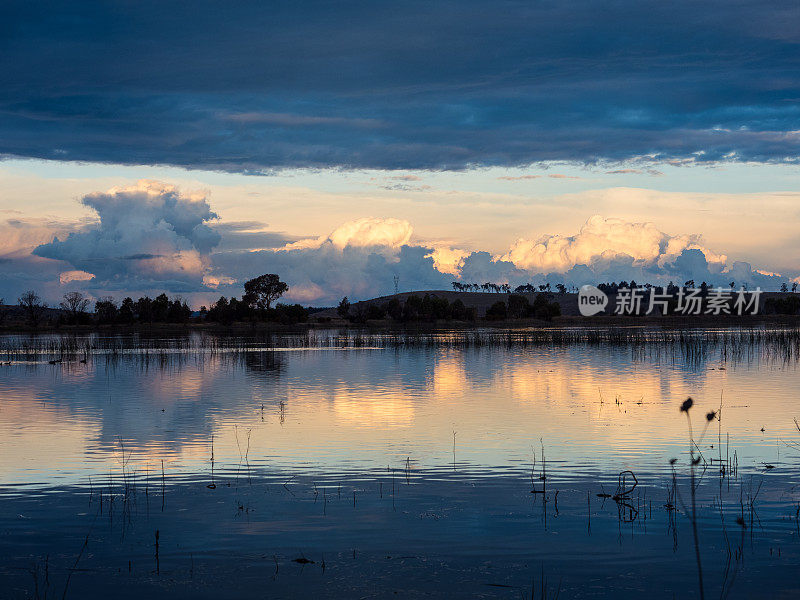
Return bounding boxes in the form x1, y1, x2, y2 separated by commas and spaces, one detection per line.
3, 274, 306, 327
337, 294, 476, 323
205, 273, 307, 324
453, 279, 800, 295
451, 281, 572, 294
336, 292, 561, 323
3, 272, 798, 328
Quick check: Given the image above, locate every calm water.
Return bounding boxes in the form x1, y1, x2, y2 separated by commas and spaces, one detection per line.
1, 330, 799, 599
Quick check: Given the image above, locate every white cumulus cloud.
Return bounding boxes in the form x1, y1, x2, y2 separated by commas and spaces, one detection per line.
4, 182, 791, 307
283, 217, 413, 251
500, 215, 726, 274
33, 180, 220, 291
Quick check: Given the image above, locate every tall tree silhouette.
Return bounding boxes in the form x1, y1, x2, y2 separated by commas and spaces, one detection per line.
18, 290, 46, 326
243, 274, 289, 310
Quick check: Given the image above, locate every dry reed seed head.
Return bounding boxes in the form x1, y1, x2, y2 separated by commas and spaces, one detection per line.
706, 410, 717, 422
669, 458, 677, 465
680, 397, 694, 413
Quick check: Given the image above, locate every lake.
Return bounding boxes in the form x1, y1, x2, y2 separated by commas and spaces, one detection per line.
1, 329, 799, 599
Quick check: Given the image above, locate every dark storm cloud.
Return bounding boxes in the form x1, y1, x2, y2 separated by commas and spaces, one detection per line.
2, 0, 800, 170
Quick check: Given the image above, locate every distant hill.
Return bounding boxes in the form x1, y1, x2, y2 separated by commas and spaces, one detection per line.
311, 290, 581, 320
311, 289, 800, 322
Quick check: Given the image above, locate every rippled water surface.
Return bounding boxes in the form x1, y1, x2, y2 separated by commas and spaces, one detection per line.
1, 329, 799, 599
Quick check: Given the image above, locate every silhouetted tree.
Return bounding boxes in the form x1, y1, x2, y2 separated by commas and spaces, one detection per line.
118, 297, 135, 324
532, 293, 561, 320
59, 291, 90, 324
229, 296, 251, 321
243, 274, 288, 310
423, 294, 450, 320
135, 296, 153, 323
507, 294, 530, 319
18, 290, 46, 327
402, 295, 423, 321
384, 297, 402, 320
94, 297, 118, 324
337, 296, 351, 319
485, 301, 507, 320
207, 296, 232, 323
271, 303, 309, 324
365, 304, 386, 320
152, 293, 170, 322
167, 298, 191, 322
449, 299, 470, 320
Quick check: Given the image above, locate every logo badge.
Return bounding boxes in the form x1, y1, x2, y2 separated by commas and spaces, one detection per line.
578, 285, 608, 316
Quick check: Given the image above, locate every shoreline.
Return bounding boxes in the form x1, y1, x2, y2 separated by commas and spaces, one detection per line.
0, 312, 798, 334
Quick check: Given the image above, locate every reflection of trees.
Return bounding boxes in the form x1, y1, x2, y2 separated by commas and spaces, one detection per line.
3, 348, 287, 459
241, 351, 284, 378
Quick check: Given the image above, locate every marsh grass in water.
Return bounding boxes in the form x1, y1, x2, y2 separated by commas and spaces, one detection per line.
2, 327, 800, 371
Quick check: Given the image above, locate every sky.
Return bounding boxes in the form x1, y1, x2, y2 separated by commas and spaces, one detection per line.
1, 0, 800, 306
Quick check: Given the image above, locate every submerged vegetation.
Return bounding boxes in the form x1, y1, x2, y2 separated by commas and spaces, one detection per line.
1, 326, 800, 367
